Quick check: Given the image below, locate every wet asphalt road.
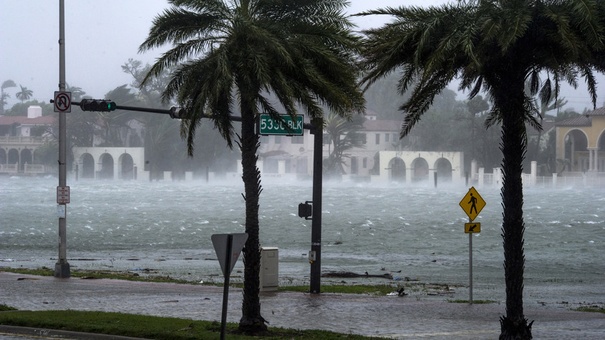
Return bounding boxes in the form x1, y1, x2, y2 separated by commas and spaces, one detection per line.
0, 272, 604, 339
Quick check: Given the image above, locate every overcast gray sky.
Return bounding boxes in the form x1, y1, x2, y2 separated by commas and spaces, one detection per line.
0, 0, 601, 112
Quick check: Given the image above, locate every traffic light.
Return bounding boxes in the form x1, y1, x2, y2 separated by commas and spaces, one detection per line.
80, 99, 117, 112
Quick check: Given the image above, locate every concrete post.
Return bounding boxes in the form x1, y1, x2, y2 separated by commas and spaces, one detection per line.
478, 167, 484, 187
530, 161, 537, 186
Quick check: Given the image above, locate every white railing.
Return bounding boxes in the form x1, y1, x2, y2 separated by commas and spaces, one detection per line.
527, 174, 605, 188
0, 136, 48, 145
23, 164, 47, 173
0, 164, 18, 173
0, 163, 49, 174
473, 171, 605, 188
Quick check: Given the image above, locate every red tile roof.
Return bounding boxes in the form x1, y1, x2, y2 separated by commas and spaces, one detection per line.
585, 107, 605, 116
0, 115, 55, 126
555, 115, 592, 127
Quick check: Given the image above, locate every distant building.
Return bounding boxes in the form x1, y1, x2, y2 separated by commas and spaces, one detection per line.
254, 112, 466, 184
0, 106, 55, 174
555, 107, 605, 174
254, 112, 402, 180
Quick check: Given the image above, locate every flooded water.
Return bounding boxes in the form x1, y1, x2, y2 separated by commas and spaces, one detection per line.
1, 176, 603, 307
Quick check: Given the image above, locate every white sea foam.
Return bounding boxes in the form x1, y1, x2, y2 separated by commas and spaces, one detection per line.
2, 177, 604, 305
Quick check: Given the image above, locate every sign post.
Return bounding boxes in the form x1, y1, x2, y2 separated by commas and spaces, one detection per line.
211, 233, 248, 340
459, 186, 486, 304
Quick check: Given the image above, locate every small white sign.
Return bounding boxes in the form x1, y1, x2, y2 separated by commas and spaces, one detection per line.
56, 205, 66, 218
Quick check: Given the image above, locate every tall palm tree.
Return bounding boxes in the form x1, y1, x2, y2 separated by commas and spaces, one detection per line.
15, 85, 33, 103
359, 1, 605, 338
139, 0, 364, 333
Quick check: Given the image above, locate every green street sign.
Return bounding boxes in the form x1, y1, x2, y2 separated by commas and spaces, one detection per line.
258, 114, 304, 136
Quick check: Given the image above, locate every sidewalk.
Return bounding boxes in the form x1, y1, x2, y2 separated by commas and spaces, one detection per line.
0, 271, 603, 339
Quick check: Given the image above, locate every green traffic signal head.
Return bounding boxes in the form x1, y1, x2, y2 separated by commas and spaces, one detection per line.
106, 100, 116, 111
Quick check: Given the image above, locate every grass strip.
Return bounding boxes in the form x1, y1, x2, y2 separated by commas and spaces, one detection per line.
2, 267, 193, 284
575, 306, 605, 314
0, 310, 374, 339
1, 267, 429, 295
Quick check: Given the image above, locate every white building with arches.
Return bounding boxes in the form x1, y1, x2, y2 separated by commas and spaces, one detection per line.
72, 147, 147, 181
373, 151, 465, 185
555, 107, 605, 174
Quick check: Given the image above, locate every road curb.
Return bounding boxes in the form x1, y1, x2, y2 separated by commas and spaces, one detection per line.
0, 325, 149, 340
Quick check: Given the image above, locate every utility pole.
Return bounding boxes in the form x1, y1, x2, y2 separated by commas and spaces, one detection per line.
55, 0, 70, 278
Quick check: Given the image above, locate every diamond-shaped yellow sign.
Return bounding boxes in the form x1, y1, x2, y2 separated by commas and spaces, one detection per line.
459, 187, 485, 221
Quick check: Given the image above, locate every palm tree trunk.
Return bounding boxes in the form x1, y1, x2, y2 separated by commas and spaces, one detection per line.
496, 75, 533, 339
238, 104, 267, 333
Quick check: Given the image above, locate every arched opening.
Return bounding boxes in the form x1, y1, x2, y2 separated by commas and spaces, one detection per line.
119, 153, 134, 180
0, 149, 6, 165
388, 157, 406, 182
20, 149, 33, 171
597, 130, 605, 172
435, 158, 453, 182
81, 153, 95, 179
8, 149, 19, 166
99, 153, 114, 179
564, 130, 589, 172
411, 157, 429, 182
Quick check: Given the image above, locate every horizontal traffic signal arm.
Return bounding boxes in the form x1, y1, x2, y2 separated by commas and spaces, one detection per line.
53, 99, 315, 131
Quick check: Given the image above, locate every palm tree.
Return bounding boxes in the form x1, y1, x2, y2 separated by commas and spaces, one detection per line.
15, 85, 33, 103
139, 0, 364, 333
66, 84, 86, 102
359, 1, 605, 338
324, 111, 366, 179
1, 79, 16, 114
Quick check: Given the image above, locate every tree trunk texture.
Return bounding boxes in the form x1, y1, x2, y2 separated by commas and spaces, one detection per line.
495, 73, 533, 339
238, 105, 267, 333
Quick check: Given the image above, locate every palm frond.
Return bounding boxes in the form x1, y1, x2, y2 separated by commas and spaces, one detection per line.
580, 64, 598, 108
539, 77, 552, 106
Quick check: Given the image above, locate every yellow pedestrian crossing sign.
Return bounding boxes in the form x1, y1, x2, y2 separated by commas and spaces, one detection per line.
459, 187, 485, 221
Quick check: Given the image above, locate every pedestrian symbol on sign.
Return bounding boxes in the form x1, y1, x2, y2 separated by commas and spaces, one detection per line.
468, 193, 477, 215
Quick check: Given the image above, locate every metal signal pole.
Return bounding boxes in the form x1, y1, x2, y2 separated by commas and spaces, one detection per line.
310, 118, 323, 294
55, 0, 70, 278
